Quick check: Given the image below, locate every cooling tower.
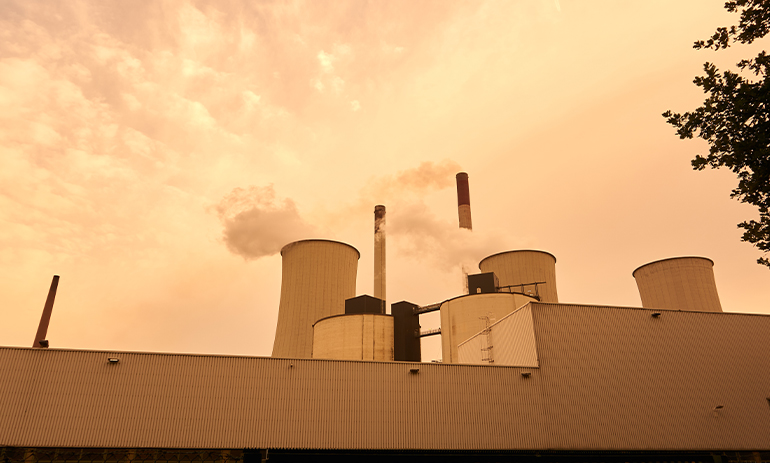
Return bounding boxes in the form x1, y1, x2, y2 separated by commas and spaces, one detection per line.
440, 293, 536, 364
478, 250, 558, 303
633, 257, 723, 312
312, 314, 394, 361
272, 240, 360, 358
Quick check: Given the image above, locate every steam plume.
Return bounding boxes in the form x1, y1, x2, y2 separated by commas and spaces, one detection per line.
215, 185, 317, 260
390, 202, 514, 272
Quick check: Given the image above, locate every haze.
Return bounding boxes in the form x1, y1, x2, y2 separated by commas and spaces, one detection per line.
1, 0, 768, 360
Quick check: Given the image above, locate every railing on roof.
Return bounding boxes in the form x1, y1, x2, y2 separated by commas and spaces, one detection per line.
496, 281, 545, 301
417, 327, 441, 338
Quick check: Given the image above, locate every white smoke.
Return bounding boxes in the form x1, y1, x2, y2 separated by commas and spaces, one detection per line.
360, 160, 462, 203
390, 202, 513, 273
215, 185, 317, 260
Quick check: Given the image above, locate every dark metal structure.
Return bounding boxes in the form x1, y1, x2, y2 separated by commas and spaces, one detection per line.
345, 295, 385, 315
391, 301, 421, 361
467, 272, 499, 295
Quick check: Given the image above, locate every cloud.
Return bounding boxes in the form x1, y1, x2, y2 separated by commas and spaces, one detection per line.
350, 100, 360, 111
317, 50, 334, 73
215, 185, 317, 260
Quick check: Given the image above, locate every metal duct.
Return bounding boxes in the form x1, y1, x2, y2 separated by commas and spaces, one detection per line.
633, 256, 723, 312
272, 240, 360, 358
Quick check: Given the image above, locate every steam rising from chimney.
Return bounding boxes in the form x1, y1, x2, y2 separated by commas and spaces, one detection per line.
215, 185, 317, 260
374, 205, 386, 303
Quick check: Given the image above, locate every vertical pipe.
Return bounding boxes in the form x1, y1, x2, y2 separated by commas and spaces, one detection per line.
456, 172, 472, 230
374, 205, 386, 306
456, 172, 472, 293
33, 275, 59, 348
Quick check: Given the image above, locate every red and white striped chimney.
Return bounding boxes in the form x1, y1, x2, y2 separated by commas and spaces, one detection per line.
456, 172, 472, 230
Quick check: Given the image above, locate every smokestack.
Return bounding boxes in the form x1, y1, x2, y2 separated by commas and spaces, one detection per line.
456, 172, 472, 230
374, 205, 386, 306
33, 275, 59, 348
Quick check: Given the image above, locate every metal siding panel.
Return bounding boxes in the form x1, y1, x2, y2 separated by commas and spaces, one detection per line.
459, 304, 539, 367
1, 304, 769, 451
530, 303, 770, 450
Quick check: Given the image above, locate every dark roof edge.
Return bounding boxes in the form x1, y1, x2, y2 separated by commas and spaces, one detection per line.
632, 256, 715, 277
478, 249, 557, 269
280, 239, 361, 259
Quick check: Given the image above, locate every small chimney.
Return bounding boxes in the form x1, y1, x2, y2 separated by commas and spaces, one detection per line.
374, 205, 386, 305
33, 275, 59, 348
456, 172, 472, 230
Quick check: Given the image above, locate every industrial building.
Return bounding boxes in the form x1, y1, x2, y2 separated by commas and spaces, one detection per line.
2, 174, 769, 462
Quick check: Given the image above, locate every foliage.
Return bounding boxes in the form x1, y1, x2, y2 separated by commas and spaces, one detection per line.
663, 0, 770, 268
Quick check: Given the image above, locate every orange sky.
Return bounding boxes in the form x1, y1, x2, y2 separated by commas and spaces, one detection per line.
1, 1, 768, 360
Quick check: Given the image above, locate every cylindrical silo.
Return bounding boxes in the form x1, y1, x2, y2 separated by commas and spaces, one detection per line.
478, 250, 558, 302
312, 314, 394, 361
440, 292, 536, 364
272, 239, 360, 358
633, 256, 722, 312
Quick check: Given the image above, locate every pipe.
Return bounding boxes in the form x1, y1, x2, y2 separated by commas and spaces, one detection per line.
374, 205, 386, 304
33, 275, 59, 348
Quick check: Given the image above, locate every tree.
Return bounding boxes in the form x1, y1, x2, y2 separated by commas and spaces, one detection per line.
663, 0, 770, 268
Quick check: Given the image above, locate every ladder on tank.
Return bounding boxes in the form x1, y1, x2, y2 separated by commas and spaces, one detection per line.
479, 315, 494, 364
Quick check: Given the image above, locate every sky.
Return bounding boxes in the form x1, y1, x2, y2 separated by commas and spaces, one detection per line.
1, 0, 768, 361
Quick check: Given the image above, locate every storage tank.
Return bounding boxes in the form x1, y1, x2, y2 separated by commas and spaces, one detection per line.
633, 256, 723, 312
440, 292, 537, 364
478, 250, 558, 302
272, 239, 360, 358
312, 314, 394, 361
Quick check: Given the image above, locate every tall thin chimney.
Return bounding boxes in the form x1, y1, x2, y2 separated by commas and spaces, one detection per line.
456, 172, 472, 230
33, 275, 59, 348
374, 205, 386, 304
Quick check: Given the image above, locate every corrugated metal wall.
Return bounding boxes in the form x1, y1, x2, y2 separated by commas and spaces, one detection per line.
530, 303, 770, 450
2, 304, 769, 452
458, 304, 539, 367
439, 293, 535, 364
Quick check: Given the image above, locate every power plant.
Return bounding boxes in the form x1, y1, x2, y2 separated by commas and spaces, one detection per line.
1, 171, 769, 462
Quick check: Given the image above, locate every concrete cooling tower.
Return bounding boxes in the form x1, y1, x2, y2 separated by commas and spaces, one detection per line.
272, 239, 360, 358
478, 250, 558, 303
633, 257, 722, 312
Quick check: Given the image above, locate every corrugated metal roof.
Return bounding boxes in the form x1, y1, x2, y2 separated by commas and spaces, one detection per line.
1, 303, 769, 451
